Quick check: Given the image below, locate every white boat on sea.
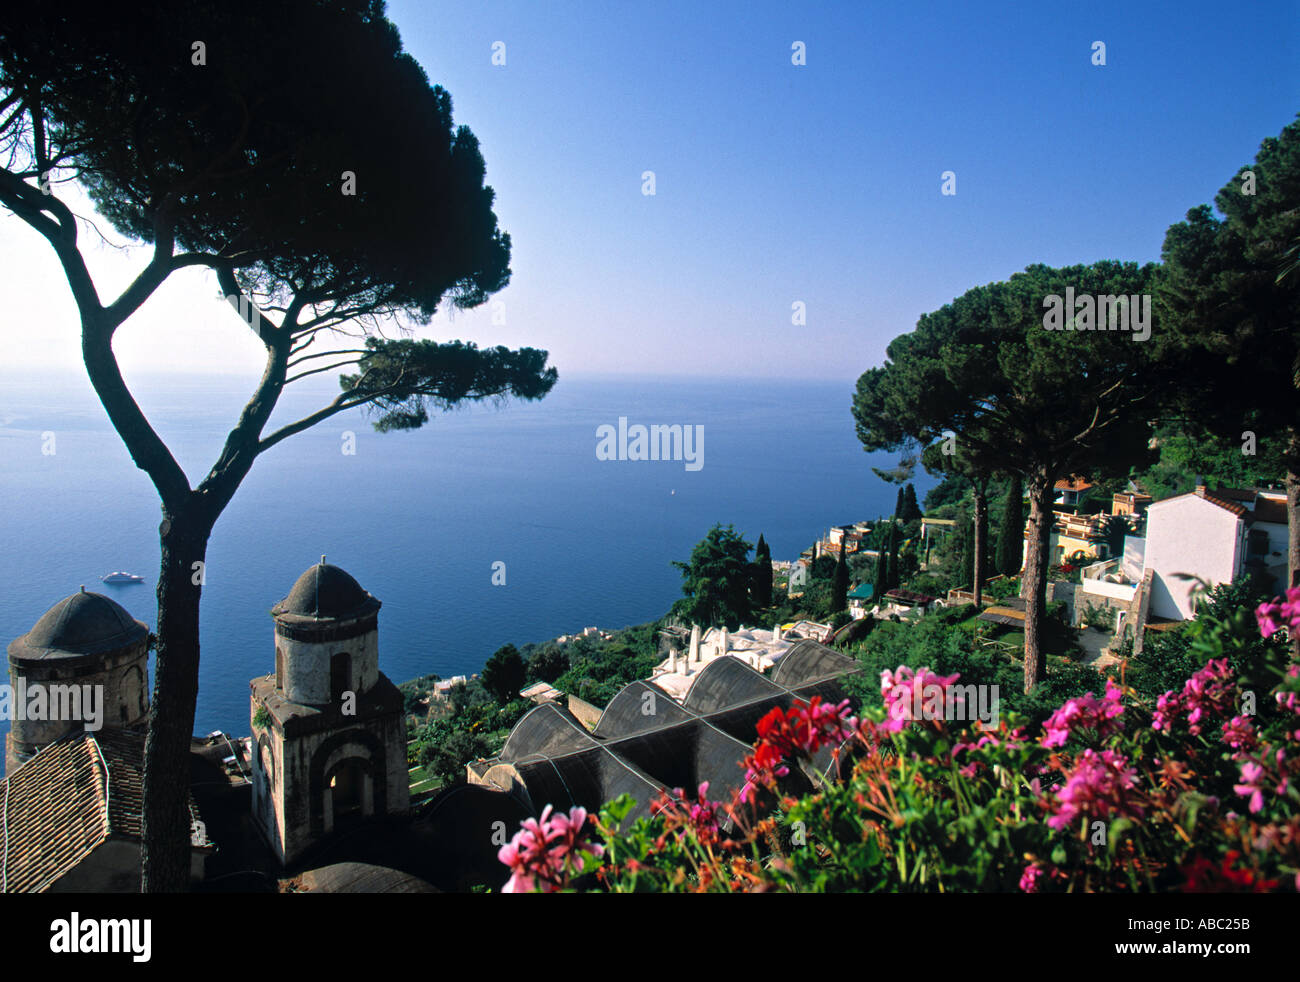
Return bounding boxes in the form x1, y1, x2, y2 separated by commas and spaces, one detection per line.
101, 571, 145, 584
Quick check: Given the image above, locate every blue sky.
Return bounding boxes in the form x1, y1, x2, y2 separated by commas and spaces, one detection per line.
1, 0, 1296, 379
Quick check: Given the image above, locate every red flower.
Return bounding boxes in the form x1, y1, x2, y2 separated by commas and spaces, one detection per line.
739, 697, 856, 804
1181, 850, 1279, 893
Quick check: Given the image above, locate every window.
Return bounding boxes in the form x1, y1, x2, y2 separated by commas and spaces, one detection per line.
276, 647, 285, 690
330, 652, 350, 704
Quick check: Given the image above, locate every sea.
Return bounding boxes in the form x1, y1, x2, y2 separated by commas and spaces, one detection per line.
0, 369, 931, 741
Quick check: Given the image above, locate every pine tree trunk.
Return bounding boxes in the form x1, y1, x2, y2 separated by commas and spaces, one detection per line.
1022, 469, 1054, 693
973, 489, 988, 607
141, 509, 211, 892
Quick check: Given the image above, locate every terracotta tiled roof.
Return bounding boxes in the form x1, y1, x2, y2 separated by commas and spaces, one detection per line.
1196, 488, 1249, 518
1197, 486, 1288, 524
0, 730, 205, 893
1054, 478, 1092, 492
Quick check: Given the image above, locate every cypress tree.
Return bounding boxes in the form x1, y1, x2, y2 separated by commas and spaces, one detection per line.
996, 474, 1025, 576
887, 523, 901, 591
752, 534, 773, 607
832, 547, 849, 612
873, 542, 888, 601
895, 487, 905, 519
901, 483, 921, 523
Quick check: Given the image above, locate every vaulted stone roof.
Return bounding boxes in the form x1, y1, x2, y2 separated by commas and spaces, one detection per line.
473, 642, 863, 830
272, 562, 380, 623
7, 589, 147, 665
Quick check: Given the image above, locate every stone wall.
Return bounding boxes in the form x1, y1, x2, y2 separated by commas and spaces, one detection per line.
6, 642, 149, 773
567, 694, 603, 730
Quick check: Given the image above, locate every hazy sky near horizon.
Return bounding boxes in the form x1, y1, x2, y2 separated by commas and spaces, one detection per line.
0, 0, 1296, 384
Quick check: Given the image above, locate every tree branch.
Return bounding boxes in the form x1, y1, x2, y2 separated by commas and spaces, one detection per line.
215, 265, 283, 345
287, 347, 367, 368
81, 321, 194, 508
105, 206, 217, 325
284, 359, 364, 385
0, 169, 101, 317
258, 368, 408, 454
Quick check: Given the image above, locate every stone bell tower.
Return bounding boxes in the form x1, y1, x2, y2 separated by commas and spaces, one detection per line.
5, 587, 149, 776
249, 558, 407, 865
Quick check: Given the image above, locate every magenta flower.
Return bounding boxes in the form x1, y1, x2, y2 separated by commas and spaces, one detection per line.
953, 727, 1028, 762
1152, 689, 1180, 733
1234, 761, 1266, 814
1019, 863, 1045, 893
499, 804, 605, 893
654, 781, 726, 846
880, 666, 962, 733
1041, 680, 1125, 748
1046, 749, 1144, 831
1256, 587, 1300, 640
1220, 715, 1257, 753
1152, 659, 1236, 736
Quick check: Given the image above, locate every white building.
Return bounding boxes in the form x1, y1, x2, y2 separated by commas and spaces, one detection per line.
649, 620, 832, 701
1079, 486, 1289, 626
1143, 487, 1287, 620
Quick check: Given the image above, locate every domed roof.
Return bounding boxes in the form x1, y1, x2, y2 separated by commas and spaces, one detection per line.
273, 559, 380, 623
8, 589, 148, 664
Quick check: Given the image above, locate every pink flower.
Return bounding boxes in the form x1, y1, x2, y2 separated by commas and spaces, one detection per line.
953, 727, 1028, 759
1152, 690, 1180, 733
1256, 587, 1300, 640
1221, 715, 1257, 753
1019, 863, 1045, 893
499, 804, 605, 892
1046, 749, 1144, 831
1234, 761, 1266, 815
880, 666, 962, 733
653, 782, 726, 846
1152, 659, 1236, 736
1041, 680, 1125, 748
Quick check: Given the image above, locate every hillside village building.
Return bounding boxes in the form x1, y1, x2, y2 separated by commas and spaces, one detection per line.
648, 621, 836, 697
1135, 486, 1288, 621
1065, 485, 1289, 647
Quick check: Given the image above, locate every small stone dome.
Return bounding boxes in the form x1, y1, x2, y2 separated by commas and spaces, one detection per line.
273, 560, 380, 623
8, 589, 148, 664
